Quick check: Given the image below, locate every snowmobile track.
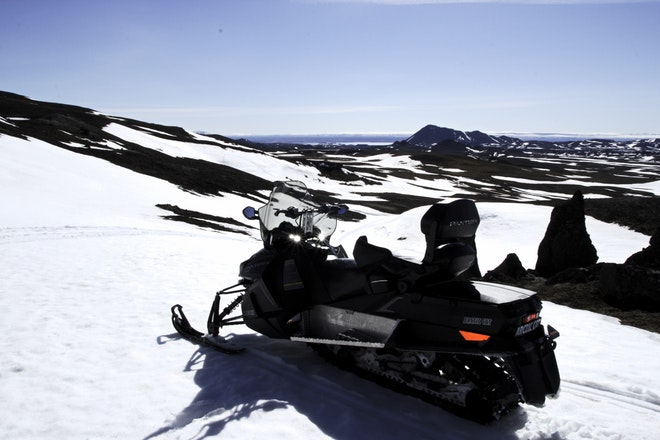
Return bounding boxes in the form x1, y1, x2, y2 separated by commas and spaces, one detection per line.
307, 343, 520, 424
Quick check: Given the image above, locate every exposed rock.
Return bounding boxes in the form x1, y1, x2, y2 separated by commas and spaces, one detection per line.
599, 263, 660, 312
535, 191, 598, 277
625, 227, 660, 269
483, 253, 527, 283
597, 230, 660, 312
545, 266, 593, 285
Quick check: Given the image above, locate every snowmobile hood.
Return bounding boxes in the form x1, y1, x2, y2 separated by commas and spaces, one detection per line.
470, 281, 537, 304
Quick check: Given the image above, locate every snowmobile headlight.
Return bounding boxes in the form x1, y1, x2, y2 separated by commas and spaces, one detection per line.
289, 234, 301, 243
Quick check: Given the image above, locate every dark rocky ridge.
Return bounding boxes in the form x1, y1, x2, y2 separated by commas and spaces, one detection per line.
0, 91, 273, 200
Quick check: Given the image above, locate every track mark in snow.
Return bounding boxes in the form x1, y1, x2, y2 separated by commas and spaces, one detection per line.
561, 380, 660, 415
0, 226, 208, 244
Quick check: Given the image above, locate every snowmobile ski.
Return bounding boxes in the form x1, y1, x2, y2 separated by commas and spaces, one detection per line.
171, 304, 244, 354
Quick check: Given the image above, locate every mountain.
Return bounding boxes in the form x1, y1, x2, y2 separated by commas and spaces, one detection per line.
405, 124, 502, 147
403, 123, 660, 161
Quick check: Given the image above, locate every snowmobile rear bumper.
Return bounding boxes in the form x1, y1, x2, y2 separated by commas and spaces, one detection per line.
508, 331, 560, 405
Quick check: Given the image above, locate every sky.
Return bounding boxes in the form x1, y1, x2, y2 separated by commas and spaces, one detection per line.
2, 0, 660, 137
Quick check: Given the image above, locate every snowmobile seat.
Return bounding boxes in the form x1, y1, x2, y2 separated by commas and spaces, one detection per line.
420, 199, 480, 266
352, 236, 422, 292
353, 235, 393, 270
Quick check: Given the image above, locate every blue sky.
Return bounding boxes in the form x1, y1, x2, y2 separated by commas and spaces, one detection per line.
2, 0, 659, 136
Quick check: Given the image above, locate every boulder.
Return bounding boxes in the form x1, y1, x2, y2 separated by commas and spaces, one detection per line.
535, 191, 598, 277
483, 253, 527, 283
546, 266, 593, 285
598, 229, 660, 312
625, 227, 660, 270
599, 263, 660, 312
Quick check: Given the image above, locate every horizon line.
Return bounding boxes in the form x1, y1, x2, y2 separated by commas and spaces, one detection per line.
218, 131, 660, 140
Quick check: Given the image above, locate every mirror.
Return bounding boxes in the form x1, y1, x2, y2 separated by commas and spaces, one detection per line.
242, 206, 258, 220
327, 204, 349, 218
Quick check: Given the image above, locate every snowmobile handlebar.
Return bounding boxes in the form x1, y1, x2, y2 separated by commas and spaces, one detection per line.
242, 203, 349, 221
273, 203, 349, 220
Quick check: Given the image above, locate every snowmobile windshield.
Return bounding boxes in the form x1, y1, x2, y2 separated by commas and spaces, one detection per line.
257, 180, 338, 241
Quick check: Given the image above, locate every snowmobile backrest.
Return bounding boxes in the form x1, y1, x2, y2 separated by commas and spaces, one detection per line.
430, 242, 477, 279
420, 199, 480, 265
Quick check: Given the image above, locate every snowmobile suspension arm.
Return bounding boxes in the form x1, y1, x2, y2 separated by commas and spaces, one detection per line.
207, 284, 245, 336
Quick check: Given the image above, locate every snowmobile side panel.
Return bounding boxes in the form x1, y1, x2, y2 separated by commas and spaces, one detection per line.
297, 304, 401, 346
239, 247, 277, 281
241, 279, 290, 339
316, 258, 370, 302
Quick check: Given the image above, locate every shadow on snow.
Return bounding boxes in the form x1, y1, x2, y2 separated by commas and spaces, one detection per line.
146, 333, 528, 440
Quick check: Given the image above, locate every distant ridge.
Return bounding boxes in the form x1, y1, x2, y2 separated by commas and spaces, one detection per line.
400, 124, 659, 160
1, 91, 658, 189
238, 133, 404, 145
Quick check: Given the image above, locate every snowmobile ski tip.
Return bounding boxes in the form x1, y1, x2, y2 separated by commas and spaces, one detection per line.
171, 304, 244, 354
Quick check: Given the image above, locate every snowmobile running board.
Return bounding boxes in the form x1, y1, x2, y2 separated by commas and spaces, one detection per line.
290, 335, 386, 348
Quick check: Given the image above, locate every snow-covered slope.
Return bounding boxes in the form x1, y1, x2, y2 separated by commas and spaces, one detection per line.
1, 128, 659, 439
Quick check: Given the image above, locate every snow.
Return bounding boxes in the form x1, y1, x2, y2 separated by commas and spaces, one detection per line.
104, 123, 324, 184
1, 132, 659, 439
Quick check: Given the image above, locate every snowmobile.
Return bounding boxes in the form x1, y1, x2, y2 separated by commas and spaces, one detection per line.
171, 180, 560, 422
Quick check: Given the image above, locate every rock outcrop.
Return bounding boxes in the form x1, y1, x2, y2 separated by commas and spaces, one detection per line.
599, 229, 660, 312
535, 191, 598, 277
483, 253, 527, 283
599, 264, 660, 312
625, 227, 660, 269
